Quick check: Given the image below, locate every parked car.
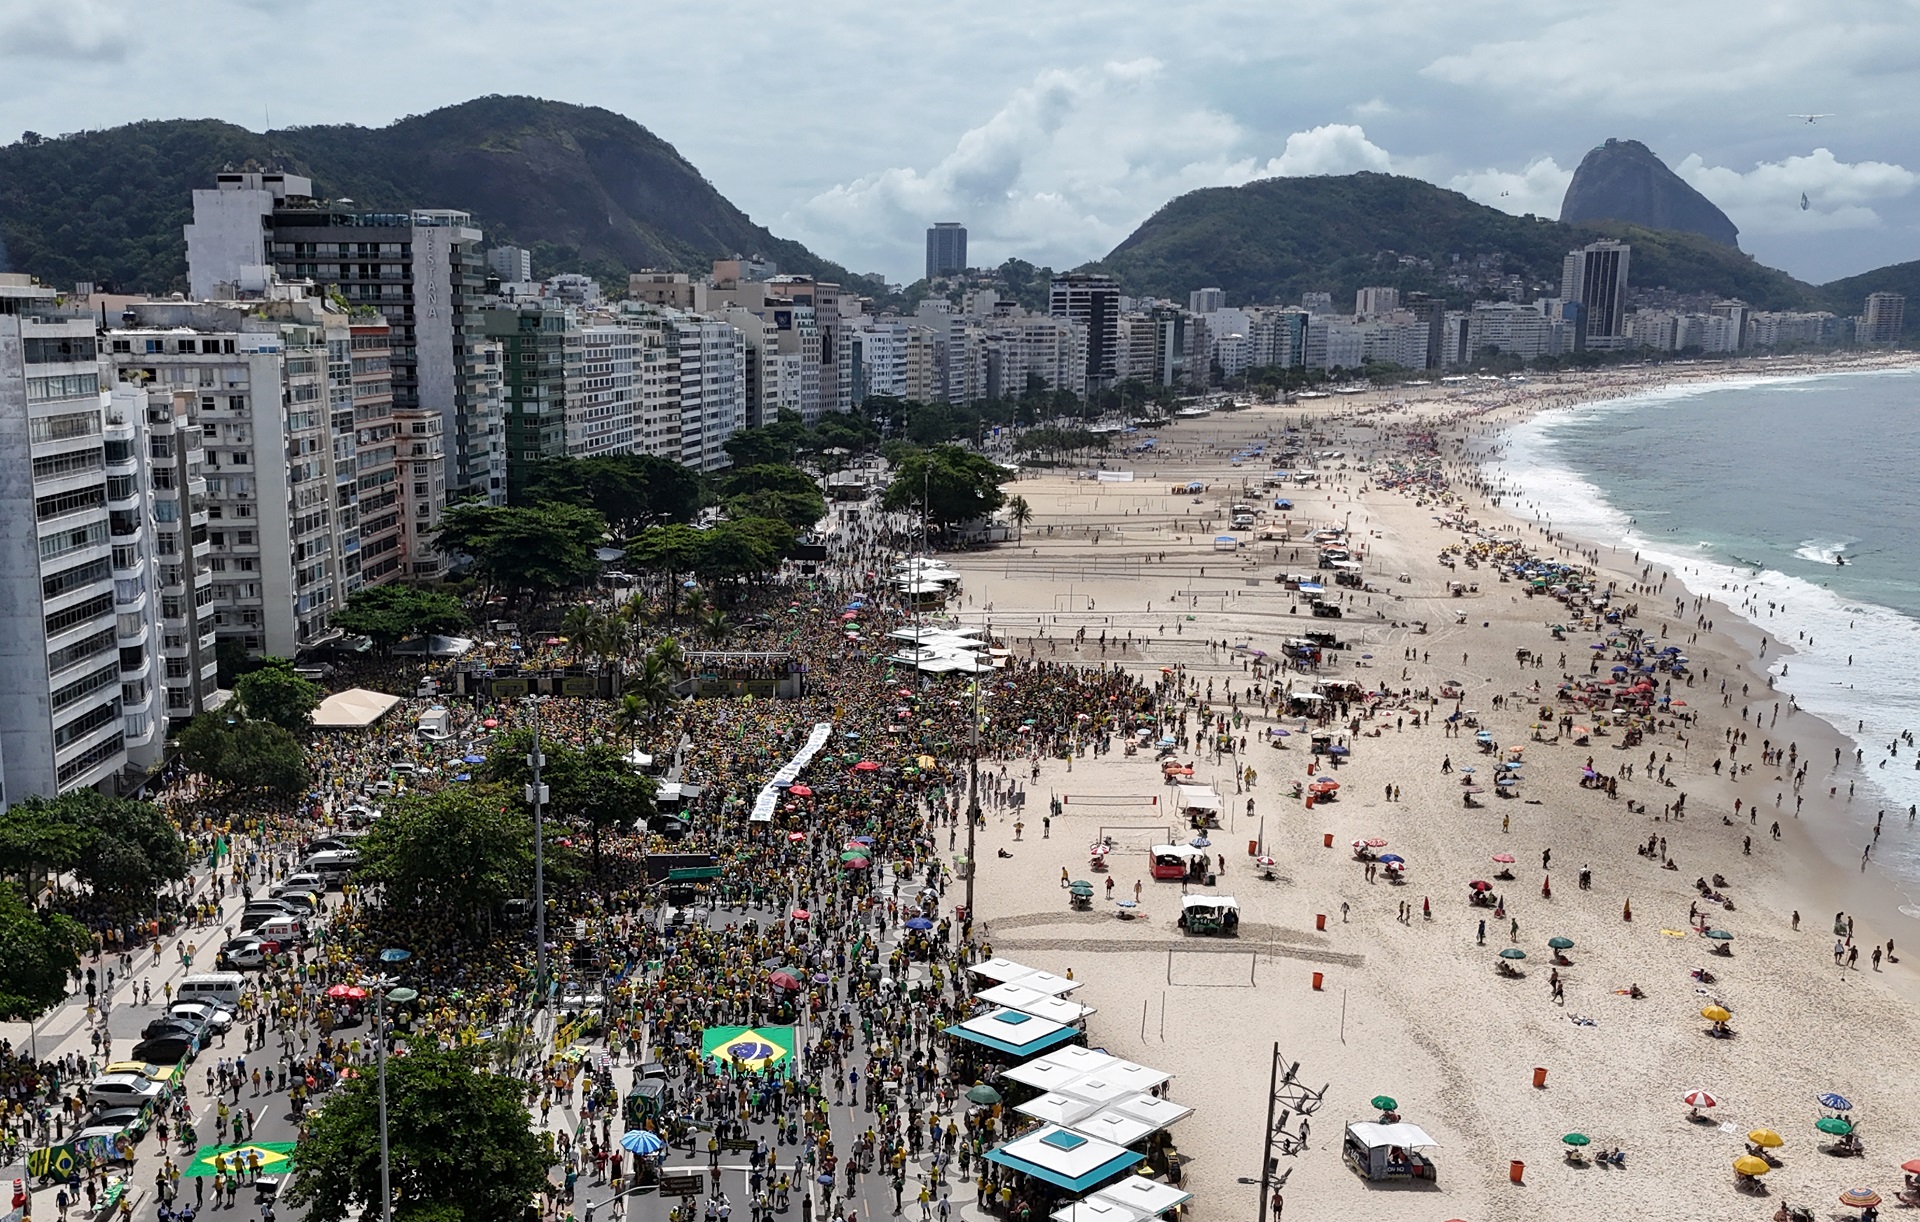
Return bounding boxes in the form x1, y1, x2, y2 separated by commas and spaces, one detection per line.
166, 1001, 233, 1033
274, 874, 327, 897
86, 1106, 151, 1134
217, 938, 273, 971
130, 1033, 199, 1065
86, 1074, 166, 1108
269, 889, 323, 916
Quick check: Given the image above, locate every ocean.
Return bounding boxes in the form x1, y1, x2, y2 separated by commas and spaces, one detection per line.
1481, 366, 1920, 906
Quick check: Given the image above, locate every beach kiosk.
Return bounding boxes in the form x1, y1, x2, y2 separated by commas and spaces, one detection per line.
1177, 895, 1239, 936
984, 1125, 1144, 1202
1342, 1120, 1440, 1185
1172, 785, 1222, 829
1150, 844, 1207, 881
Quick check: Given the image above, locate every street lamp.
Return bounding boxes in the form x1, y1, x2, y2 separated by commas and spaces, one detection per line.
374, 947, 416, 1222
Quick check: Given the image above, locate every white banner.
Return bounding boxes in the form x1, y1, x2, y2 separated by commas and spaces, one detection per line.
1094, 470, 1135, 482
749, 722, 835, 822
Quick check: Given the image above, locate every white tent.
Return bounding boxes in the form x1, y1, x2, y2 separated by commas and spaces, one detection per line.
1051, 1201, 1143, 1222
974, 982, 1094, 1023
312, 687, 404, 730
1089, 1177, 1193, 1218
1172, 785, 1221, 813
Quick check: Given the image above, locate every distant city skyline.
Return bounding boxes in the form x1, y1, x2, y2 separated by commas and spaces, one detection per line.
1, 2, 1916, 285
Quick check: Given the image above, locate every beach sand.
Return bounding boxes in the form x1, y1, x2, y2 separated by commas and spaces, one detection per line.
946, 354, 1920, 1221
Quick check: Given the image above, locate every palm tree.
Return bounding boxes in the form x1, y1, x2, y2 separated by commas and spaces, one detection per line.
650, 635, 685, 671
631, 652, 677, 724
681, 588, 709, 621
1008, 495, 1033, 542
702, 609, 730, 645
560, 606, 602, 656
615, 693, 647, 747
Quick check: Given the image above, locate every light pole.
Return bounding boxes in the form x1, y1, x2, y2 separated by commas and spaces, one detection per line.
526, 700, 549, 1005
374, 947, 416, 1222
964, 666, 981, 924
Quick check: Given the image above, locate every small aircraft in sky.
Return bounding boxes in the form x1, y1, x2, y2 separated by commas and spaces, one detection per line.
1787, 113, 1834, 124
1801, 192, 1810, 210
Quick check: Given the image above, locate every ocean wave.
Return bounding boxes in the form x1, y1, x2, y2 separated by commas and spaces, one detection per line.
1794, 538, 1855, 565
1489, 396, 1920, 901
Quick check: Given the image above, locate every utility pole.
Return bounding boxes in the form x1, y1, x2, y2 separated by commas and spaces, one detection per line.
374, 948, 415, 1222
526, 701, 548, 1005
1256, 1043, 1280, 1222
965, 667, 981, 922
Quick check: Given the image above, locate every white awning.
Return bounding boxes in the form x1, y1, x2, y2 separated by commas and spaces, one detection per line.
312, 687, 403, 730
1172, 785, 1220, 812
1347, 1121, 1440, 1149
1089, 1178, 1193, 1217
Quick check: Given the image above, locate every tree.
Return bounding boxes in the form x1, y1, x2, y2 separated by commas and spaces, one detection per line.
434, 502, 606, 597
331, 585, 472, 655
701, 609, 731, 645
626, 523, 705, 617
0, 882, 90, 1023
694, 517, 793, 592
354, 786, 540, 931
287, 1046, 549, 1222
881, 445, 1010, 533
233, 657, 322, 732
178, 714, 310, 795
0, 803, 86, 883
522, 453, 703, 534
0, 791, 188, 908
725, 487, 826, 532
484, 733, 655, 879
1007, 495, 1033, 542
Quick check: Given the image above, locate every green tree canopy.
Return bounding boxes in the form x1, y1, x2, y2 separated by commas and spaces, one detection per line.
354, 786, 541, 931
0, 791, 188, 907
331, 585, 472, 654
287, 1045, 549, 1222
0, 881, 91, 1022
484, 733, 654, 878
695, 517, 795, 588
522, 453, 703, 534
882, 445, 1011, 532
178, 713, 310, 795
722, 410, 810, 468
434, 502, 607, 595
233, 657, 323, 732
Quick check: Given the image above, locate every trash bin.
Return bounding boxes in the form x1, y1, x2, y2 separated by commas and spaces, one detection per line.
1323, 833, 1334, 848
1532, 1066, 1548, 1089
1509, 1159, 1524, 1183
1311, 971, 1324, 990
1247, 839, 1259, 856
1316, 913, 1327, 931
1205, 872, 1217, 887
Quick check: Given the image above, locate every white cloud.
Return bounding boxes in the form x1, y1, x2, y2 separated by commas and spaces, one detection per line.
0, 0, 131, 62
1449, 157, 1575, 219
1675, 147, 1918, 233
1253, 124, 1394, 178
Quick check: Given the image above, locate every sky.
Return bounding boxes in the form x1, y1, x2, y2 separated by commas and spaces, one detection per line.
3, 0, 1918, 287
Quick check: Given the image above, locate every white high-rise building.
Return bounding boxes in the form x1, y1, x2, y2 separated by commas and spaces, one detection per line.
671, 317, 747, 473
1560, 240, 1631, 349
0, 278, 170, 803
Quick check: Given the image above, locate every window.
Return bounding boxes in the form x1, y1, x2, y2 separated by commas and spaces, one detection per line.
48, 629, 114, 674
57, 733, 124, 787
33, 447, 106, 481
46, 593, 113, 638
29, 412, 100, 444
53, 698, 121, 749
26, 373, 100, 402
22, 336, 98, 363
41, 521, 108, 561
51, 665, 119, 713
35, 485, 105, 521
43, 557, 111, 600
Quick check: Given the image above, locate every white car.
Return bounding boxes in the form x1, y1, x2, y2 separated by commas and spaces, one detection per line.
86, 1074, 166, 1108
166, 1001, 234, 1033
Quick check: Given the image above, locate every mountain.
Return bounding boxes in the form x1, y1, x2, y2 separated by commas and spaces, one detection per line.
1095, 172, 1814, 310
1560, 138, 1740, 249
1819, 259, 1920, 333
0, 95, 871, 294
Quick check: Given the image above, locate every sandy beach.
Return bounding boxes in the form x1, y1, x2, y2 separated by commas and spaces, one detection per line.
943, 351, 1920, 1221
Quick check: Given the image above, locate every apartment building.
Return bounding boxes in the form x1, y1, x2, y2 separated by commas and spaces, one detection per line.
0, 278, 169, 803
1049, 273, 1120, 389
670, 316, 747, 473
486, 301, 570, 503
348, 323, 404, 584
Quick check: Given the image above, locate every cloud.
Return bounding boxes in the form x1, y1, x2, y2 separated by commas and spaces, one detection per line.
1675, 147, 1918, 233
1253, 124, 1394, 178
0, 0, 131, 62
1449, 157, 1575, 219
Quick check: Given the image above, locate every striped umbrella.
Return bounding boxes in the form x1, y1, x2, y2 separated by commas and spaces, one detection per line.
1682, 1089, 1718, 1109
1839, 1188, 1882, 1209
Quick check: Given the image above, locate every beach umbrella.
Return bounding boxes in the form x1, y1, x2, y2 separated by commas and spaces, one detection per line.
790, 908, 810, 921
839, 849, 870, 862
1748, 1130, 1784, 1149
1255, 855, 1277, 867
462, 754, 486, 764
1469, 880, 1492, 891
1491, 853, 1515, 864
1733, 1155, 1771, 1177
1702, 1005, 1733, 1023
1463, 785, 1486, 794
1839, 1188, 1881, 1209
789, 784, 813, 797
767, 970, 802, 990
852, 760, 880, 772
1704, 928, 1734, 941
1190, 836, 1212, 848
904, 917, 934, 931
1327, 745, 1350, 756
967, 1083, 1002, 1105
1547, 936, 1574, 950
849, 835, 875, 845
1818, 1092, 1853, 1111
1498, 947, 1526, 960
1816, 1117, 1854, 1136
1363, 837, 1388, 847
1377, 853, 1404, 864
787, 831, 807, 843
1311, 780, 1340, 792
620, 1130, 666, 1156
1459, 765, 1475, 774
1563, 1133, 1591, 1148
1902, 1159, 1920, 1175
1371, 1095, 1398, 1112
483, 718, 499, 728
325, 984, 369, 1001
1682, 1089, 1719, 1109
841, 858, 871, 870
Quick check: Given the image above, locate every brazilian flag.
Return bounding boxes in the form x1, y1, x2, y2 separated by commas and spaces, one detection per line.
700, 1026, 796, 1077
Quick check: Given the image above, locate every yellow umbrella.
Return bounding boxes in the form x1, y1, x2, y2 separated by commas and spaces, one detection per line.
1702, 1005, 1733, 1023
1733, 1155, 1770, 1176
1747, 1129, 1784, 1148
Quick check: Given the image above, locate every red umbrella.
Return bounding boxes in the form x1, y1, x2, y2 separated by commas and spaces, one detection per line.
1469, 880, 1493, 891
767, 970, 802, 990
1311, 780, 1339, 792
1491, 853, 1516, 864
787, 831, 807, 842
1363, 837, 1388, 848
483, 718, 499, 728
788, 784, 813, 797
325, 984, 369, 1001
842, 858, 871, 870
853, 761, 881, 772
790, 908, 810, 921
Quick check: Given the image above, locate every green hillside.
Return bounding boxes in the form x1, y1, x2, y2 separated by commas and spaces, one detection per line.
1094, 172, 1819, 312
0, 96, 873, 295
1818, 259, 1920, 333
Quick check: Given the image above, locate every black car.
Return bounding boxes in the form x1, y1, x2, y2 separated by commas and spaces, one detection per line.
140, 1015, 206, 1042
131, 1033, 198, 1064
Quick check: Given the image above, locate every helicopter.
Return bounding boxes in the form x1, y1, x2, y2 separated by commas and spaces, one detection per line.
1787, 113, 1834, 124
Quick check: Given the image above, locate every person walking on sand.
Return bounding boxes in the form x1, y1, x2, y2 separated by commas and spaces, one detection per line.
1848, 944, 1860, 970
1134, 879, 1143, 903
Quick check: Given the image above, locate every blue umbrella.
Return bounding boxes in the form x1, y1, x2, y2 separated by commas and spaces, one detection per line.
1818, 1092, 1853, 1111
904, 917, 934, 931
1328, 745, 1351, 756
1611, 665, 1628, 673
1589, 643, 1607, 650
1378, 853, 1405, 864
849, 835, 875, 845
462, 754, 486, 764
453, 773, 471, 782
620, 1130, 665, 1156
1190, 836, 1212, 848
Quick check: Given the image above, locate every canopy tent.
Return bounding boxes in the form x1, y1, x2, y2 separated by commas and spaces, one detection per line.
984, 1125, 1142, 1195
1172, 785, 1222, 813
1088, 1177, 1193, 1218
1002, 1047, 1120, 1092
969, 958, 1044, 985
974, 982, 1095, 1024
1347, 1121, 1440, 1149
312, 687, 404, 730
624, 748, 654, 769
1150, 844, 1208, 861
1050, 1201, 1144, 1222
943, 1008, 1080, 1058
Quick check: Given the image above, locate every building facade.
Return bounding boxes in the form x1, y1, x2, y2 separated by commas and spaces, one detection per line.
925, 223, 968, 281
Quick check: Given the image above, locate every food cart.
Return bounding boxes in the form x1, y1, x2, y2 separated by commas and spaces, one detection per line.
1178, 895, 1240, 935
1342, 1121, 1440, 1185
